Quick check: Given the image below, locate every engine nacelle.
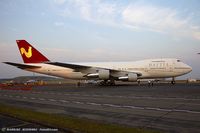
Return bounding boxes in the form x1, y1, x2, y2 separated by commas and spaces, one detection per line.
98, 69, 110, 80
119, 73, 137, 82
127, 73, 137, 81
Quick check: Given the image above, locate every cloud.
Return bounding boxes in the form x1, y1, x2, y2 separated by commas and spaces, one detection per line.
121, 3, 199, 39
54, 0, 66, 5
122, 4, 185, 31
53, 1, 200, 40
75, 0, 91, 21
54, 21, 64, 26
55, 0, 121, 26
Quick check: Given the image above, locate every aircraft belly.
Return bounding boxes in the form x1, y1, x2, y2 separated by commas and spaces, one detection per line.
45, 70, 85, 79
141, 71, 176, 78
62, 72, 85, 79
25, 68, 85, 80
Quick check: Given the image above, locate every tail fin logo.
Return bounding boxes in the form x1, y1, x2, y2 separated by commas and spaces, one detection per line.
20, 46, 32, 58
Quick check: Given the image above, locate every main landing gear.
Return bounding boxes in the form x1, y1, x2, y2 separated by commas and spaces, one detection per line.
99, 80, 115, 86
148, 80, 154, 87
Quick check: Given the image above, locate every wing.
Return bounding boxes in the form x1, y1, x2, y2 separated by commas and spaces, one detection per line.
46, 62, 90, 71
46, 62, 142, 78
3, 62, 41, 69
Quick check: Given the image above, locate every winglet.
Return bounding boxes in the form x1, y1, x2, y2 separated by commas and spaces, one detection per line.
16, 40, 50, 63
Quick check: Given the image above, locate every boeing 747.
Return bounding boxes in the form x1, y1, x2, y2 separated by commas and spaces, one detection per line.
4, 40, 192, 85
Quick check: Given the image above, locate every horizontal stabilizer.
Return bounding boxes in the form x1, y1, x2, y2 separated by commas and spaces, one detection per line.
3, 62, 41, 69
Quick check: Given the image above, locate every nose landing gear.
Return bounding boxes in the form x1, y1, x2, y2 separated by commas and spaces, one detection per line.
171, 77, 175, 85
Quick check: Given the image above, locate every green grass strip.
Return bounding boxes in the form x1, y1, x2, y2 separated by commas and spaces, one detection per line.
0, 103, 159, 133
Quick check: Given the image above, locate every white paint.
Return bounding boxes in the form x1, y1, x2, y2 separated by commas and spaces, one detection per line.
21, 58, 192, 81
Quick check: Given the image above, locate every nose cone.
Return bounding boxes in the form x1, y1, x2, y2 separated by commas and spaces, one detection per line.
188, 66, 192, 72
185, 64, 192, 73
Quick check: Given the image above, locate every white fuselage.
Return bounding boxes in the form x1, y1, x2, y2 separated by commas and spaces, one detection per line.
24, 58, 192, 80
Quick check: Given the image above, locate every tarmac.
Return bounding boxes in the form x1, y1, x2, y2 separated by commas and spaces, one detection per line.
0, 83, 200, 133
0, 114, 60, 133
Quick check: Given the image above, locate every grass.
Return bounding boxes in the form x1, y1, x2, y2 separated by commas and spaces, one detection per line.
0, 103, 159, 133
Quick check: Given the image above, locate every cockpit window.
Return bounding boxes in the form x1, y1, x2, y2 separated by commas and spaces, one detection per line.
177, 60, 181, 62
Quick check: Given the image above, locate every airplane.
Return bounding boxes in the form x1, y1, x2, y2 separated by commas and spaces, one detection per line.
4, 40, 192, 85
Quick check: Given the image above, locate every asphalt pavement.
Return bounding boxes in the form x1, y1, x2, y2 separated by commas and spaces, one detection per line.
0, 83, 200, 133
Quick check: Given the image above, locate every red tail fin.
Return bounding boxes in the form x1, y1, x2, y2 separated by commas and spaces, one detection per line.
16, 40, 50, 63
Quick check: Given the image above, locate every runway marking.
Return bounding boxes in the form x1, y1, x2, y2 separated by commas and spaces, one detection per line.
178, 102, 200, 106
59, 100, 69, 103
16, 90, 200, 101
123, 105, 145, 110
1, 93, 200, 114
102, 104, 121, 108
86, 102, 101, 106
145, 107, 171, 112
173, 109, 200, 114
73, 101, 84, 104
49, 99, 56, 102
38, 98, 45, 101
1, 90, 200, 101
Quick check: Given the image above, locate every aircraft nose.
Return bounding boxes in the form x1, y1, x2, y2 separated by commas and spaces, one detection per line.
188, 66, 192, 72
186, 64, 192, 73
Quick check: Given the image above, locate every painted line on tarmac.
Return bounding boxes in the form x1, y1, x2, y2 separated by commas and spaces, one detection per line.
1, 90, 200, 101
38, 98, 45, 101
17, 90, 200, 101
86, 102, 101, 106
72, 101, 84, 104
48, 99, 56, 102
1, 94, 200, 114
59, 100, 69, 103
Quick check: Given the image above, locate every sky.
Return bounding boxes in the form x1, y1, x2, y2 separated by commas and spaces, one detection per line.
0, 0, 200, 79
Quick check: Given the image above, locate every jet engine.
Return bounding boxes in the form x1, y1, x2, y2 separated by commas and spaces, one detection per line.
127, 73, 137, 81
98, 69, 110, 80
118, 73, 137, 82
